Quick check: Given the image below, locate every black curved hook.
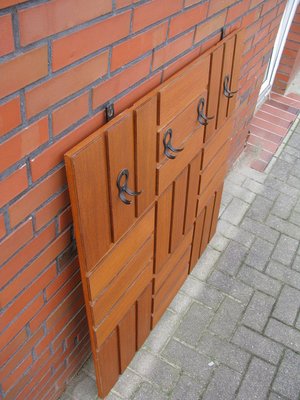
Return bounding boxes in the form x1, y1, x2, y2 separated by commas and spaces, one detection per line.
163, 129, 184, 159
224, 75, 238, 98
117, 169, 141, 205
197, 97, 214, 126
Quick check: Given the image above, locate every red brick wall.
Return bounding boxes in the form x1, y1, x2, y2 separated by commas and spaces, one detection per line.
273, 3, 300, 94
0, 0, 287, 399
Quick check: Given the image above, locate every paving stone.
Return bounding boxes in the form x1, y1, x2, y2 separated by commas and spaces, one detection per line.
265, 318, 300, 353
241, 291, 275, 332
272, 350, 300, 400
266, 214, 300, 240
208, 233, 230, 252
105, 392, 122, 400
238, 165, 267, 183
217, 220, 255, 248
130, 350, 180, 392
270, 158, 294, 182
222, 198, 250, 225
243, 177, 278, 200
236, 357, 276, 400
227, 170, 247, 185
208, 270, 253, 304
209, 297, 244, 339
180, 277, 224, 310
82, 357, 95, 378
266, 260, 300, 290
279, 148, 297, 164
66, 371, 98, 400
221, 191, 233, 209
197, 333, 250, 373
202, 365, 242, 400
224, 180, 256, 203
292, 255, 300, 272
288, 132, 300, 149
296, 314, 300, 330
169, 374, 203, 400
144, 310, 179, 354
232, 326, 283, 365
294, 198, 300, 213
168, 291, 193, 315
289, 210, 300, 228
190, 247, 221, 281
245, 237, 274, 271
272, 234, 299, 265
162, 338, 214, 384
112, 369, 142, 399
264, 175, 299, 199
174, 302, 214, 346
271, 192, 297, 219
272, 285, 300, 326
282, 144, 300, 159
246, 195, 274, 222
216, 241, 248, 276
238, 265, 282, 297
287, 174, 300, 189
132, 382, 168, 400
240, 217, 280, 244
268, 393, 286, 400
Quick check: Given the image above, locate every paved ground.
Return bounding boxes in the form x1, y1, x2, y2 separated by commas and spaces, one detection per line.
60, 116, 300, 400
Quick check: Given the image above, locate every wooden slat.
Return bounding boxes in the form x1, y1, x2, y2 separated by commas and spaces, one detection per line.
94, 260, 153, 348
155, 185, 173, 273
107, 113, 136, 242
200, 194, 215, 255
88, 207, 154, 300
118, 305, 136, 373
217, 36, 235, 128
137, 283, 152, 349
205, 45, 224, 141
66, 135, 111, 272
158, 56, 210, 125
96, 329, 120, 397
170, 167, 189, 252
190, 207, 205, 272
135, 96, 157, 216
91, 236, 153, 326
157, 92, 206, 163
209, 184, 223, 241
184, 154, 201, 234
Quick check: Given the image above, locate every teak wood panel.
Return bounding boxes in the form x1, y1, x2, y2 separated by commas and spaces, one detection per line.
64, 28, 244, 399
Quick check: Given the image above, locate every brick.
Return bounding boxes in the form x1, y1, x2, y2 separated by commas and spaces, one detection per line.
203, 365, 242, 400
0, 329, 27, 368
245, 237, 274, 271
236, 357, 276, 400
0, 117, 48, 173
25, 51, 108, 118
115, 0, 133, 8
0, 14, 14, 57
180, 276, 224, 310
208, 270, 253, 304
266, 261, 300, 290
233, 326, 283, 364
0, 222, 56, 288
9, 167, 66, 227
261, 0, 277, 16
273, 285, 300, 326
194, 12, 226, 43
111, 22, 168, 71
242, 291, 275, 332
272, 350, 300, 400
35, 190, 70, 230
2, 354, 32, 392
169, 2, 208, 38
0, 46, 48, 99
162, 338, 213, 383
0, 218, 33, 265
238, 264, 282, 297
52, 11, 131, 71
0, 97, 22, 138
174, 302, 214, 346
132, 0, 182, 32
58, 206, 73, 233
93, 55, 151, 108
162, 47, 200, 81
0, 0, 27, 7
52, 93, 89, 136
226, 0, 250, 24
30, 109, 105, 181
131, 349, 180, 391
208, 0, 236, 16
0, 214, 6, 239
153, 31, 194, 69
217, 241, 248, 276
265, 318, 300, 353
19, 0, 112, 45
45, 257, 78, 299
1, 165, 28, 208
272, 234, 298, 265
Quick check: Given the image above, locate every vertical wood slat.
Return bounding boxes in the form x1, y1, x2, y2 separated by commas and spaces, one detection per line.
189, 207, 205, 272
118, 305, 136, 373
199, 193, 216, 256
106, 113, 136, 242
135, 96, 157, 216
136, 283, 152, 349
184, 153, 202, 234
209, 184, 223, 241
170, 167, 189, 253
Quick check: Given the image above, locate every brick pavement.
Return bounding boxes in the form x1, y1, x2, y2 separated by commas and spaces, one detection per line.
60, 117, 300, 400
